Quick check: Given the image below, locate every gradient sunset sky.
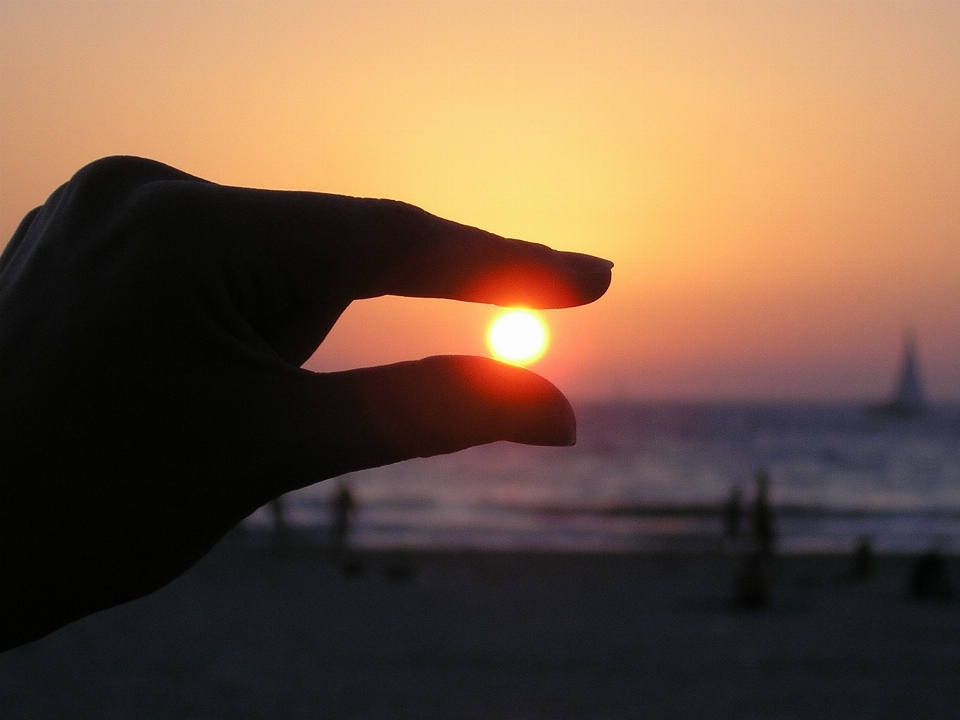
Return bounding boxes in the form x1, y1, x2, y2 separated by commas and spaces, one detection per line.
2, 1, 958, 401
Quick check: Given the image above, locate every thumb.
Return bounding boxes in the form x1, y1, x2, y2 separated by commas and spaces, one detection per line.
276, 356, 576, 491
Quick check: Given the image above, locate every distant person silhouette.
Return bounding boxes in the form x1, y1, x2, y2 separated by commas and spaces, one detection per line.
723, 483, 743, 546
851, 535, 874, 581
331, 481, 356, 554
751, 470, 776, 556
0, 156, 612, 651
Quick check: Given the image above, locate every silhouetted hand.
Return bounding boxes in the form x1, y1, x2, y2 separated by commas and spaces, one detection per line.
0, 156, 612, 650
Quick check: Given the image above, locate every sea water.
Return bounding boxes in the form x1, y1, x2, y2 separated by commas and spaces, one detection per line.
245, 403, 960, 554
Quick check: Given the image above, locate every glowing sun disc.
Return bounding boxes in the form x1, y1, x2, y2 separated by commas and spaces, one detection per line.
487, 310, 549, 365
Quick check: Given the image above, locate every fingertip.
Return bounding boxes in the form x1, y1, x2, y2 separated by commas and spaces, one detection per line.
569, 258, 613, 305
461, 254, 613, 309
450, 355, 576, 446
331, 356, 578, 460
562, 251, 614, 275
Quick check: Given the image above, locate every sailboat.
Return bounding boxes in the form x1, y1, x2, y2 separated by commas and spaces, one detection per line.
868, 329, 926, 418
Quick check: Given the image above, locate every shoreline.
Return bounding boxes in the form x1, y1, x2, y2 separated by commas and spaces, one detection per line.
228, 520, 960, 557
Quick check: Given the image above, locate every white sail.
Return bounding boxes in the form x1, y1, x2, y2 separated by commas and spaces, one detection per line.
867, 329, 926, 417
893, 330, 925, 410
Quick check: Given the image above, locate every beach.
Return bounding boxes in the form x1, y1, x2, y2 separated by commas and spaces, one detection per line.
2, 541, 958, 719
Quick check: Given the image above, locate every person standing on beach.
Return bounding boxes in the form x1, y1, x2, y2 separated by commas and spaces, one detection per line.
731, 471, 775, 609
331, 481, 356, 554
751, 470, 776, 555
852, 534, 874, 581
0, 156, 612, 651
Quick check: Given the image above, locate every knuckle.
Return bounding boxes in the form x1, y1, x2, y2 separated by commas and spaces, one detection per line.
65, 156, 165, 209
61, 156, 193, 228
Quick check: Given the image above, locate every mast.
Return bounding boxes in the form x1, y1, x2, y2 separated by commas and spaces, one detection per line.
893, 328, 925, 411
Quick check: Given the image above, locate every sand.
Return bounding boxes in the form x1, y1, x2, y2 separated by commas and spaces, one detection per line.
2, 541, 959, 720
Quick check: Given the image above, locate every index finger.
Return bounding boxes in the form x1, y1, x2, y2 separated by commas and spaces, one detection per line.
139, 176, 613, 309
331, 197, 614, 308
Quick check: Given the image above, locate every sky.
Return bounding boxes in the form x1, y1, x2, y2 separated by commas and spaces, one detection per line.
2, 0, 958, 401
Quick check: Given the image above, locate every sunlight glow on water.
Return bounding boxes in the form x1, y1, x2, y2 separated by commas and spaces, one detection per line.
246, 403, 960, 553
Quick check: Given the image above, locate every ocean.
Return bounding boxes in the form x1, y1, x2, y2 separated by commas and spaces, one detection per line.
244, 402, 960, 554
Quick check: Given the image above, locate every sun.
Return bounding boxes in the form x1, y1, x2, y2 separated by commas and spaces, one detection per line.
487, 309, 549, 366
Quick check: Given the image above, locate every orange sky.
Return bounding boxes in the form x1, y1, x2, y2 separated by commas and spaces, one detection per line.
2, 1, 958, 400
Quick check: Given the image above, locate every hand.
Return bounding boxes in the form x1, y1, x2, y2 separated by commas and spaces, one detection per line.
0, 156, 612, 650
